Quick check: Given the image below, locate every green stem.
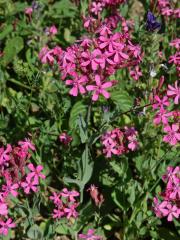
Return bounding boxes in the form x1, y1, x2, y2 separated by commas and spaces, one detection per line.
8, 78, 36, 91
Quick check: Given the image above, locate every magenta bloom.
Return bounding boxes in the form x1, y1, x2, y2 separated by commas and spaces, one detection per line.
153, 108, 172, 125
170, 39, 180, 49
27, 163, 46, 183
163, 124, 180, 145
18, 138, 35, 152
25, 7, 33, 16
2, 181, 19, 197
0, 144, 12, 167
0, 218, 16, 236
21, 176, 38, 194
81, 49, 103, 71
166, 203, 180, 221
79, 229, 102, 240
167, 81, 180, 104
91, 2, 103, 15
66, 73, 87, 97
49, 25, 58, 36
61, 188, 79, 202
59, 132, 72, 145
153, 95, 170, 109
0, 203, 8, 216
64, 203, 79, 219
52, 208, 64, 219
86, 75, 112, 101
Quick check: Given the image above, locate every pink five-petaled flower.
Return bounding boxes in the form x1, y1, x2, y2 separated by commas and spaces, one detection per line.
61, 188, 79, 202
163, 124, 180, 145
50, 192, 62, 206
2, 180, 19, 197
99, 33, 121, 52
153, 95, 170, 110
86, 75, 112, 101
153, 108, 172, 125
91, 2, 103, 15
66, 73, 87, 96
165, 203, 180, 221
79, 229, 102, 240
81, 49, 103, 71
27, 163, 46, 183
21, 176, 38, 194
18, 138, 35, 152
0, 218, 16, 236
64, 203, 79, 219
0, 203, 8, 216
170, 39, 180, 49
167, 81, 180, 104
52, 208, 65, 219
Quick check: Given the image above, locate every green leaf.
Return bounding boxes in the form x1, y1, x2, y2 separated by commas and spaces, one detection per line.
69, 101, 87, 129
27, 225, 43, 239
0, 25, 13, 41
2, 37, 24, 66
111, 89, 133, 112
55, 223, 69, 235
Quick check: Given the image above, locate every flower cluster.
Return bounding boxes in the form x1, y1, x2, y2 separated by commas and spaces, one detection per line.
0, 139, 45, 235
50, 188, 79, 220
101, 127, 139, 158
79, 228, 102, 240
152, 79, 180, 146
153, 166, 180, 221
157, 0, 180, 18
39, 1, 142, 101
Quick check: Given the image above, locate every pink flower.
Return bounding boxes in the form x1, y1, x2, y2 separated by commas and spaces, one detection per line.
99, 33, 121, 51
2, 181, 19, 197
49, 25, 58, 35
39, 47, 55, 64
169, 53, 180, 65
50, 192, 62, 206
153, 95, 170, 110
25, 7, 33, 16
81, 49, 103, 71
127, 135, 138, 151
91, 2, 103, 15
27, 163, 46, 183
79, 229, 102, 240
18, 138, 35, 152
86, 75, 112, 101
21, 176, 38, 194
0, 144, 12, 167
0, 218, 16, 236
153, 197, 163, 218
0, 203, 8, 216
163, 124, 180, 145
52, 208, 64, 219
66, 73, 87, 96
167, 81, 180, 104
129, 66, 142, 81
59, 132, 72, 145
64, 203, 79, 219
170, 39, 180, 49
166, 203, 179, 221
153, 108, 172, 125
61, 188, 79, 202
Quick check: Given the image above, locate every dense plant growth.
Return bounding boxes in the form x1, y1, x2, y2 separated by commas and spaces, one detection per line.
0, 0, 179, 239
